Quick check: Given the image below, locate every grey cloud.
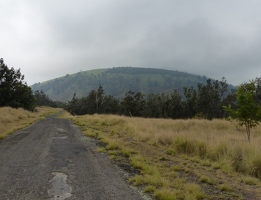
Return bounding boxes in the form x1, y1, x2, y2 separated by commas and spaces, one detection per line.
1, 0, 261, 85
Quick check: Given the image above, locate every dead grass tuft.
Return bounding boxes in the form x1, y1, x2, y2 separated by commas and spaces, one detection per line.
0, 106, 62, 139
61, 112, 261, 199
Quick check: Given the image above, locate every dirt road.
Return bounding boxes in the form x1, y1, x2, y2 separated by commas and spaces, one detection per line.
0, 114, 147, 200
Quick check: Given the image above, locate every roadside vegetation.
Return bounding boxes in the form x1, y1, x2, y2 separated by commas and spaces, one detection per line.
2, 57, 261, 199
0, 106, 62, 140
62, 112, 261, 200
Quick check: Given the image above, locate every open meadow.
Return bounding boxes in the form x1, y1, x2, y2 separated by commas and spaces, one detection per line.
62, 112, 261, 200
1, 106, 261, 199
0, 107, 62, 140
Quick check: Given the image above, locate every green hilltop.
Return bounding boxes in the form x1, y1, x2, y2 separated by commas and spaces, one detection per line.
31, 67, 223, 102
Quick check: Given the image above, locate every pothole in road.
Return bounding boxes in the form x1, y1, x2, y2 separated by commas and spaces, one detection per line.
48, 172, 72, 200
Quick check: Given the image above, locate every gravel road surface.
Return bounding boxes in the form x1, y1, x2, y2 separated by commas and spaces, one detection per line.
0, 114, 147, 200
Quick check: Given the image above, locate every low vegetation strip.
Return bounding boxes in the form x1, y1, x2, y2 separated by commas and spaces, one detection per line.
62, 112, 261, 200
0, 106, 62, 139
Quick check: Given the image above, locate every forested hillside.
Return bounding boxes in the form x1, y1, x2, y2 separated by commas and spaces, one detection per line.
31, 67, 227, 102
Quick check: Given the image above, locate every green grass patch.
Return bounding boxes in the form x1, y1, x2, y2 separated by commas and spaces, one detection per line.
200, 175, 216, 185
96, 147, 106, 153
144, 185, 156, 193
183, 183, 206, 200
219, 184, 234, 192
129, 175, 144, 186
154, 188, 178, 200
241, 176, 260, 185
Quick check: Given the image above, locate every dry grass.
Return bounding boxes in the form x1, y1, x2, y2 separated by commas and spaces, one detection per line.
0, 106, 62, 139
61, 112, 261, 199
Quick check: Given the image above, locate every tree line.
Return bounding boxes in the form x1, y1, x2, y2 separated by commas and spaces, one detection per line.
66, 77, 261, 142
66, 78, 237, 120
34, 90, 65, 108
0, 58, 64, 111
0, 58, 35, 110
2, 56, 261, 138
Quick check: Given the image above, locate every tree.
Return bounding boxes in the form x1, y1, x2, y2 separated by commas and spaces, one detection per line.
197, 78, 228, 119
143, 93, 164, 118
102, 95, 119, 114
120, 91, 145, 117
183, 86, 197, 118
169, 90, 183, 119
95, 85, 105, 113
34, 90, 65, 108
0, 58, 35, 111
224, 80, 261, 142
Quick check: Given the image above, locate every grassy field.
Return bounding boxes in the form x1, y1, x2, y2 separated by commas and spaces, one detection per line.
62, 112, 261, 200
0, 106, 62, 139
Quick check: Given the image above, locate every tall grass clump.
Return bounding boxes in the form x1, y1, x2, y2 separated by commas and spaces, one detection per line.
62, 113, 261, 199
126, 117, 261, 178
98, 115, 261, 179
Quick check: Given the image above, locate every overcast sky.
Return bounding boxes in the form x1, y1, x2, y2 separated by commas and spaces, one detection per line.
1, 0, 261, 86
